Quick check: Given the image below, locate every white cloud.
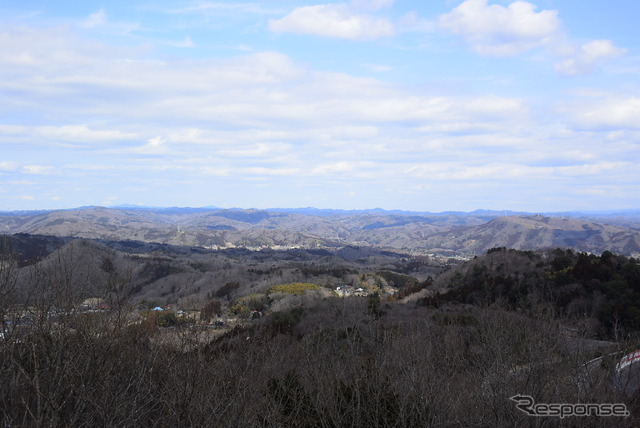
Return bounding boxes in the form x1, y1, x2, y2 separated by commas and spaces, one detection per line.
559, 95, 640, 130
8, 180, 37, 186
438, 0, 626, 75
310, 160, 378, 178
555, 40, 627, 76
574, 186, 622, 197
0, 23, 534, 180
0, 18, 636, 211
268, 3, 394, 40
82, 9, 107, 28
406, 162, 531, 181
405, 160, 628, 182
146, 136, 165, 148
0, 25, 526, 132
75, 9, 140, 37
312, 161, 356, 175
201, 166, 231, 176
349, 0, 395, 12
22, 165, 54, 175
169, 36, 195, 48
0, 161, 19, 171
0, 25, 528, 169
218, 142, 292, 159
554, 162, 626, 177
169, 3, 281, 16
240, 166, 300, 176
439, 0, 559, 56
0, 124, 136, 145
131, 136, 169, 155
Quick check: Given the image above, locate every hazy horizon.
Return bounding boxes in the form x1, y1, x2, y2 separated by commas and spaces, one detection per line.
2, 204, 640, 217
1, 1, 639, 212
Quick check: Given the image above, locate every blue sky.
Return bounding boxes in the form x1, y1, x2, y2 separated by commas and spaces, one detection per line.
1, 0, 639, 212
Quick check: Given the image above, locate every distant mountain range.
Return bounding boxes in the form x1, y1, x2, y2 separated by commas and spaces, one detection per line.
1, 206, 640, 256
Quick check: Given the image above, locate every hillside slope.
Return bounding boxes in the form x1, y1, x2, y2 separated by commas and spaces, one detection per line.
422, 215, 640, 255
2, 207, 640, 255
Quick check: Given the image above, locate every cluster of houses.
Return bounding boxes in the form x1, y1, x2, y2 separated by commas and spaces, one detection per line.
151, 304, 187, 316
334, 285, 368, 297
79, 298, 110, 312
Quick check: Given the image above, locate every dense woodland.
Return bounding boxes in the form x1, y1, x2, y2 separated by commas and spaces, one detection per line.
2, 235, 640, 426
425, 248, 640, 339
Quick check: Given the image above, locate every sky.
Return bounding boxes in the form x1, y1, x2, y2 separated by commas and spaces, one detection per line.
1, 0, 639, 212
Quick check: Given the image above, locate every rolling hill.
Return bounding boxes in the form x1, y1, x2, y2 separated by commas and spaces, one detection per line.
2, 206, 640, 256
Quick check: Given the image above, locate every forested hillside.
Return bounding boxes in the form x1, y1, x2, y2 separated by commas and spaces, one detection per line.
2, 234, 640, 426
425, 247, 640, 338
2, 207, 640, 255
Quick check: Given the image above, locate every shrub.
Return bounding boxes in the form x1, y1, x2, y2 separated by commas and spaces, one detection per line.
157, 311, 177, 327
230, 303, 250, 318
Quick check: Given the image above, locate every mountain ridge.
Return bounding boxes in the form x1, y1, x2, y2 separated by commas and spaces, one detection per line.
1, 206, 640, 256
